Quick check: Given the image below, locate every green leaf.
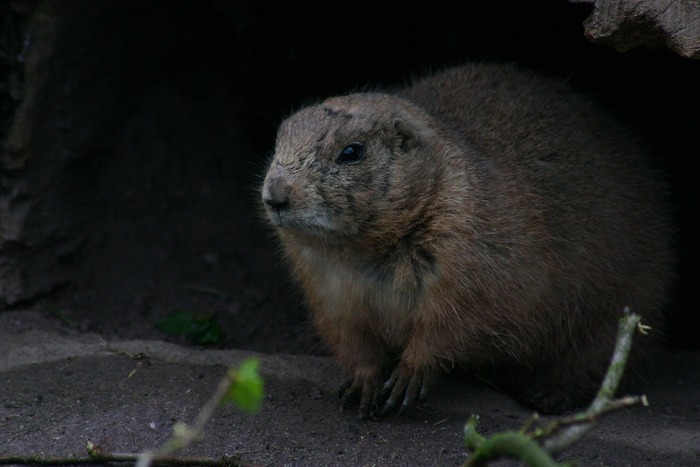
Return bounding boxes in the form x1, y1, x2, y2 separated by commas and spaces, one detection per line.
224, 357, 264, 412
156, 311, 226, 346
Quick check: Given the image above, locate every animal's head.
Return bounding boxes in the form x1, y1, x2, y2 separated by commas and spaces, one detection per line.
262, 93, 443, 244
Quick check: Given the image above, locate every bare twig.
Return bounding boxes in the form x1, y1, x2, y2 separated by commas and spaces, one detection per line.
0, 444, 250, 466
542, 308, 642, 453
464, 308, 647, 465
137, 367, 243, 467
183, 283, 231, 299
99, 337, 150, 362
0, 359, 261, 467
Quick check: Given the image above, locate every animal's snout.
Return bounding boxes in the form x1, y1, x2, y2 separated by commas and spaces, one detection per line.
263, 165, 292, 211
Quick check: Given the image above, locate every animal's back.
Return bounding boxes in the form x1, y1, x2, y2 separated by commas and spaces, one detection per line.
401, 63, 672, 318
400, 64, 674, 408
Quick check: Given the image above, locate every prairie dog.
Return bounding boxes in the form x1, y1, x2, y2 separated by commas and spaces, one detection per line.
261, 63, 673, 416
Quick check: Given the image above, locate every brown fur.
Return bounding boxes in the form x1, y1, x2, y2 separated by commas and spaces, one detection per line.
261, 63, 674, 415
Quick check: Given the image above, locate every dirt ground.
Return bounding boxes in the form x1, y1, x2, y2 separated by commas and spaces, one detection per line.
1, 308, 699, 466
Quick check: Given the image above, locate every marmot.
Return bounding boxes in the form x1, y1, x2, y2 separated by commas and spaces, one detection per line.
261, 63, 674, 417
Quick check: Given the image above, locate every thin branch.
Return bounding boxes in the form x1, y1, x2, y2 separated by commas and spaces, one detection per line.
0, 360, 262, 467
136, 367, 239, 467
99, 338, 150, 362
0, 446, 250, 467
534, 395, 647, 440
542, 308, 641, 453
183, 283, 231, 299
463, 308, 647, 465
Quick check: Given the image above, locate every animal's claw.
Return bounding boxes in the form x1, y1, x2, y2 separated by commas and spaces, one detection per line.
377, 366, 435, 417
340, 366, 436, 419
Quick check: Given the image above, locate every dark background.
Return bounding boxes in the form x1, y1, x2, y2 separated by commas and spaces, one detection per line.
2, 0, 698, 349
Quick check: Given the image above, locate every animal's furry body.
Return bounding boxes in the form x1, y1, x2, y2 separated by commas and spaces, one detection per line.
262, 63, 674, 416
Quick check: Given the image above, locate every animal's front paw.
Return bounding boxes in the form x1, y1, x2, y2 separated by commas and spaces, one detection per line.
375, 364, 436, 417
338, 373, 383, 420
338, 363, 438, 419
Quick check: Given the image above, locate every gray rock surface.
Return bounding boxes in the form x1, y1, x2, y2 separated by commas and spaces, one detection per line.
572, 0, 700, 58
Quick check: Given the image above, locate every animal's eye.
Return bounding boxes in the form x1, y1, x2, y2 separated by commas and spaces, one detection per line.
336, 143, 365, 164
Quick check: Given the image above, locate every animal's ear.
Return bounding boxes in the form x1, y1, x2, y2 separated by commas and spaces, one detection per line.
391, 102, 437, 152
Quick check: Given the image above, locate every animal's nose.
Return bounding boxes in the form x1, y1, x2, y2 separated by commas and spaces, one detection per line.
263, 166, 292, 210
263, 185, 290, 210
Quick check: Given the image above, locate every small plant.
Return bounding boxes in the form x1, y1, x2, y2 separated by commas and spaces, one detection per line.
156, 311, 227, 346
222, 358, 265, 412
